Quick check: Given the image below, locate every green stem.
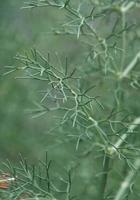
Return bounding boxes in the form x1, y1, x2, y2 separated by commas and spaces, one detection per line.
99, 154, 110, 200
121, 12, 126, 71
114, 159, 140, 200
113, 79, 124, 136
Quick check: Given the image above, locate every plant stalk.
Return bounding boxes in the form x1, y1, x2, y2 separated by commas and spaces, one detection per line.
99, 154, 110, 200
114, 159, 140, 200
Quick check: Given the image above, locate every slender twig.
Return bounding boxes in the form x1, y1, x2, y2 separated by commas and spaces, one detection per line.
114, 158, 140, 200
99, 154, 110, 200
120, 51, 140, 79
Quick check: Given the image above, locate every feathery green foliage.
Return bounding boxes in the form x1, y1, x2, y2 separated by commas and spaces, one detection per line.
1, 0, 140, 199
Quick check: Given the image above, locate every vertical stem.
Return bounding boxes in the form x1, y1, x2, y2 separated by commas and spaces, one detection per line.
120, 10, 128, 176
121, 11, 126, 71
99, 154, 110, 200
113, 79, 124, 137
101, 7, 127, 200
115, 80, 124, 110
114, 9, 126, 133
